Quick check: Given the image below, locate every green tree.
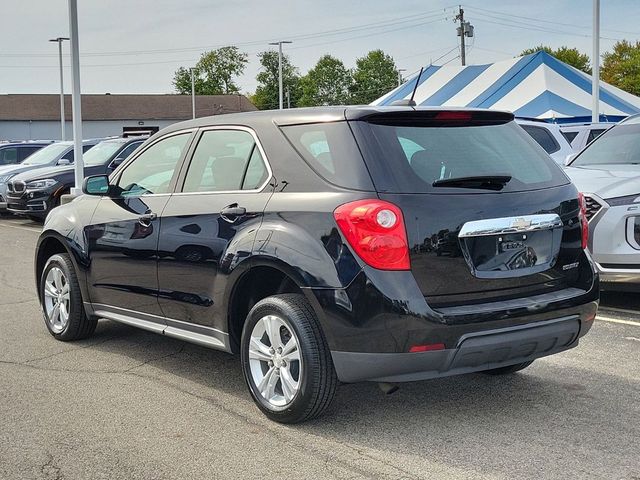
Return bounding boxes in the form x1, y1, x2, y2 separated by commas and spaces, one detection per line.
602, 40, 640, 96
298, 55, 352, 107
350, 50, 399, 104
173, 46, 248, 95
251, 51, 301, 110
519, 45, 591, 74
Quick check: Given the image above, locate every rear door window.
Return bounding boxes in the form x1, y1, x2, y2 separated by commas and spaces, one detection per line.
353, 117, 568, 194
182, 129, 270, 193
520, 125, 560, 154
587, 128, 606, 144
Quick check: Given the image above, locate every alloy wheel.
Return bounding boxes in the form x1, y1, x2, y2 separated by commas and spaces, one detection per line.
43, 267, 70, 334
248, 314, 302, 408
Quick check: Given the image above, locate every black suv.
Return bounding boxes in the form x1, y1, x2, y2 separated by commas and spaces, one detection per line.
34, 107, 598, 423
7, 137, 144, 220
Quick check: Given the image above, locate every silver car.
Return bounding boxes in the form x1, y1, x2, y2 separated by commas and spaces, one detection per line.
565, 114, 640, 290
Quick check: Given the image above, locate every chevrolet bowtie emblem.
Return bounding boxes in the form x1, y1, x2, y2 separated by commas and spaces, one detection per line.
511, 218, 532, 229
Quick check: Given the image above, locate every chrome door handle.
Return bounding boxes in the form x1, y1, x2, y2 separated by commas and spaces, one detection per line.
138, 212, 157, 226
220, 204, 246, 223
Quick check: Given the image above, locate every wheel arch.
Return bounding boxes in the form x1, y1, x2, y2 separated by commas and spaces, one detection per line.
35, 231, 88, 302
225, 256, 329, 353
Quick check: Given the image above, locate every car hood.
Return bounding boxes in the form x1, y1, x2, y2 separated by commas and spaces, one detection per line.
564, 164, 640, 199
0, 163, 43, 179
11, 165, 75, 182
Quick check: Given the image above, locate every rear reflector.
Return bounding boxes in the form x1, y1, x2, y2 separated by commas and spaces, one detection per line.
409, 343, 445, 353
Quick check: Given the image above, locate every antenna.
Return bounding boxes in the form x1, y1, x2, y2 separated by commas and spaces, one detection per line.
390, 67, 423, 107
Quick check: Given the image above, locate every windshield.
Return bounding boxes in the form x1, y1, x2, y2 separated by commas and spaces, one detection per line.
353, 119, 567, 193
83, 141, 123, 166
571, 124, 640, 166
23, 143, 69, 165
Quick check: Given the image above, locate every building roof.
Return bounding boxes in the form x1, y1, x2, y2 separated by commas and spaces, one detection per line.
373, 51, 640, 123
0, 94, 257, 121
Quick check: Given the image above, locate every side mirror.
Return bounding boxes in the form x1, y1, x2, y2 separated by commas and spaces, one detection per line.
564, 153, 577, 166
58, 158, 71, 166
83, 175, 110, 196
108, 156, 126, 170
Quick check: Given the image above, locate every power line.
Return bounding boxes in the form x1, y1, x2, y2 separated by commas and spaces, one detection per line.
0, 9, 449, 59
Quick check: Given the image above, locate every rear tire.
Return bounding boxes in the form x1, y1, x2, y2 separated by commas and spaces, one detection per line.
40, 253, 97, 341
240, 294, 337, 424
483, 360, 534, 375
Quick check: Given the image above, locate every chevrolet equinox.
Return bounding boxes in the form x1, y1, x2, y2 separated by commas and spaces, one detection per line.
35, 107, 599, 423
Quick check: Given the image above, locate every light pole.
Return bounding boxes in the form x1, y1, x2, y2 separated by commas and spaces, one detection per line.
190, 67, 196, 119
68, 0, 83, 196
269, 41, 292, 109
49, 37, 69, 140
592, 0, 600, 122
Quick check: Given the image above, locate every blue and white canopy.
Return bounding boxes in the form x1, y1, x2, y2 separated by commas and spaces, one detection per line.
373, 51, 640, 123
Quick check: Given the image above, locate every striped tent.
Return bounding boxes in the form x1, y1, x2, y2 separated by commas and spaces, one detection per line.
373, 51, 640, 123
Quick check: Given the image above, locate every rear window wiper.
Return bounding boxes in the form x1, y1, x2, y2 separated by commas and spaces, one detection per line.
432, 175, 512, 190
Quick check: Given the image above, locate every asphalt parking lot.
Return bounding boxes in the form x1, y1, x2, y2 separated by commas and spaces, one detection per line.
0, 216, 638, 480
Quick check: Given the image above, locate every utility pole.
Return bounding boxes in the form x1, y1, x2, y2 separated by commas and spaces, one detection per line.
592, 0, 600, 122
190, 67, 196, 119
397, 69, 407, 86
269, 40, 292, 109
49, 37, 69, 140
285, 86, 291, 109
455, 6, 474, 66
68, 0, 83, 196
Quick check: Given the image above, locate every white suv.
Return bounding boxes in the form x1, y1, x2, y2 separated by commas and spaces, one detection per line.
516, 119, 574, 165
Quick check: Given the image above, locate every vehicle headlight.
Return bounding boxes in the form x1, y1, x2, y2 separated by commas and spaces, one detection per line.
26, 178, 57, 190
606, 194, 640, 207
0, 174, 13, 183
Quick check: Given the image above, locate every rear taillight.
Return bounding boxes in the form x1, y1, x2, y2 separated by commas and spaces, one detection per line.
578, 193, 589, 249
333, 199, 410, 270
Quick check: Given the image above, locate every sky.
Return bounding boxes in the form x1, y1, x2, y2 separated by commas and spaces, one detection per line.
1, 0, 639, 100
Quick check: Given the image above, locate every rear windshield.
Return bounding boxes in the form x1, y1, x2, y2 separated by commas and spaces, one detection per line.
570, 124, 639, 166
352, 119, 568, 193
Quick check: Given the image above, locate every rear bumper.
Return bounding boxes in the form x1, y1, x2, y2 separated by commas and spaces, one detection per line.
596, 263, 640, 290
332, 315, 588, 382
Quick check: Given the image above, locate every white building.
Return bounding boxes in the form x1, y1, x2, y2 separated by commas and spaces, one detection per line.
0, 94, 257, 141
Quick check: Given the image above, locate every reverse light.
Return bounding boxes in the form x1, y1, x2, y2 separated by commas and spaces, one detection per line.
578, 193, 589, 250
333, 199, 410, 270
409, 343, 445, 353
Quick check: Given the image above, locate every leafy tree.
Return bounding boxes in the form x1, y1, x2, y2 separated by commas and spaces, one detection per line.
251, 51, 301, 110
519, 45, 591, 74
173, 46, 248, 95
298, 55, 352, 106
350, 50, 399, 104
602, 40, 640, 96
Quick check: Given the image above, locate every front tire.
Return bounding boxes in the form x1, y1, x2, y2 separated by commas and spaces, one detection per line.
40, 253, 97, 341
240, 294, 337, 424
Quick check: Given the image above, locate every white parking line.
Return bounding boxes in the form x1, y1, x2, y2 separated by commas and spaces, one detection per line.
597, 316, 640, 327
600, 306, 640, 317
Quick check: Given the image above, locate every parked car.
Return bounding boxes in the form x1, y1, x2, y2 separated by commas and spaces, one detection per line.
7, 137, 144, 221
0, 141, 53, 167
516, 118, 574, 164
0, 139, 100, 213
565, 114, 640, 290
35, 107, 598, 423
560, 122, 614, 153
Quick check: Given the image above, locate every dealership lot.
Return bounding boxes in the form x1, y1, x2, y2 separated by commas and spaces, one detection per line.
0, 217, 638, 479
